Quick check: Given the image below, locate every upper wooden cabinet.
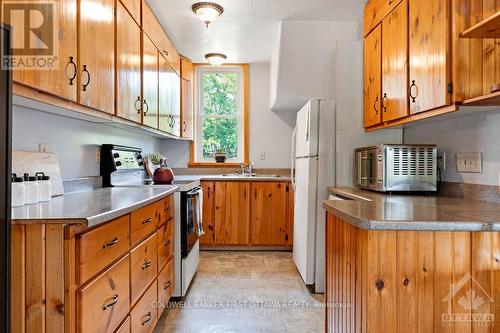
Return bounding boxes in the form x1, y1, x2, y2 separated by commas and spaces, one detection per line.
7, 0, 78, 102
214, 182, 250, 245
363, 25, 382, 128
119, 0, 141, 25
251, 182, 287, 246
142, 0, 180, 75
180, 58, 194, 139
381, 0, 408, 122
408, 0, 450, 114
116, 2, 142, 124
364, 0, 403, 36
79, 0, 115, 114
158, 54, 174, 134
181, 59, 194, 81
171, 73, 182, 136
142, 33, 159, 129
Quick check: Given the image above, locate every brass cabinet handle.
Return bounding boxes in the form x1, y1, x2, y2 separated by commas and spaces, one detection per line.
141, 311, 152, 325
373, 95, 379, 114
102, 294, 119, 310
143, 99, 149, 115
409, 80, 418, 103
65, 56, 77, 85
81, 65, 91, 91
102, 237, 118, 249
163, 49, 169, 56
142, 260, 152, 270
382, 93, 388, 112
375, 279, 385, 290
163, 280, 171, 290
135, 96, 142, 114
142, 217, 152, 225
388, 0, 394, 4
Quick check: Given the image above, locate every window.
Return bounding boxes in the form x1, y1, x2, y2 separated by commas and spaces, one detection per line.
190, 65, 248, 165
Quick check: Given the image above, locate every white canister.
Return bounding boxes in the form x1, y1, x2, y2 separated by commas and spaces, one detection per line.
36, 172, 52, 202
11, 177, 26, 207
24, 174, 40, 205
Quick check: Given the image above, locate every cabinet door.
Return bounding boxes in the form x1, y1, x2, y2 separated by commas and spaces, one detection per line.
181, 59, 193, 81
381, 0, 408, 122
199, 181, 215, 245
142, 33, 159, 129
171, 73, 181, 136
409, 0, 450, 114
214, 182, 250, 245
158, 54, 173, 134
286, 183, 294, 246
116, 3, 142, 123
363, 24, 382, 128
8, 0, 77, 102
119, 0, 140, 25
181, 78, 193, 139
251, 182, 287, 246
79, 0, 115, 113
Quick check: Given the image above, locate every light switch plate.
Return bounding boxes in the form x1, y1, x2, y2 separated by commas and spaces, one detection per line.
456, 152, 482, 173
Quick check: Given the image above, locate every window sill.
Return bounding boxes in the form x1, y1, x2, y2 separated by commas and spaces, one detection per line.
188, 162, 247, 168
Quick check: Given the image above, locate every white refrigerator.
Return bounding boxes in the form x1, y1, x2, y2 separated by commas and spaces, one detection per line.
291, 98, 335, 293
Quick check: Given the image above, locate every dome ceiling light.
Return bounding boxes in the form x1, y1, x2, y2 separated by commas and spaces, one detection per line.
192, 2, 224, 28
205, 53, 227, 66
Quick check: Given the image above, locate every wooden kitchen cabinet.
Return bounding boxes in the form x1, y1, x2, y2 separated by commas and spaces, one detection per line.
171, 73, 182, 136
408, 0, 451, 114
286, 184, 294, 246
6, 0, 78, 102
363, 25, 382, 127
116, 2, 142, 123
181, 79, 194, 139
142, 33, 159, 129
158, 54, 174, 134
120, 0, 141, 25
251, 182, 287, 246
381, 0, 408, 122
200, 181, 216, 245
214, 182, 250, 245
78, 0, 115, 114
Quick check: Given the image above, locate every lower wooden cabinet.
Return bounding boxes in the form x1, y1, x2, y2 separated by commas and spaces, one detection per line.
214, 182, 251, 245
157, 258, 175, 317
201, 181, 294, 247
157, 219, 174, 268
116, 316, 131, 333
130, 233, 158, 305
130, 280, 158, 333
251, 182, 287, 246
78, 255, 130, 333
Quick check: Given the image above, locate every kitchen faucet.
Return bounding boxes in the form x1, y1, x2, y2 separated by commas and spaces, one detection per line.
240, 162, 256, 175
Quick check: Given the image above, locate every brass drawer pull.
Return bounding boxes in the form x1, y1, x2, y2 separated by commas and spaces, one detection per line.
102, 294, 119, 310
81, 65, 91, 91
164, 280, 171, 290
102, 237, 118, 249
142, 260, 152, 270
382, 93, 388, 112
142, 217, 152, 225
65, 56, 77, 85
141, 311, 152, 325
409, 80, 418, 103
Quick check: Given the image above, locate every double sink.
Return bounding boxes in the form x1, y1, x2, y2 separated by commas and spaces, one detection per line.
221, 173, 281, 178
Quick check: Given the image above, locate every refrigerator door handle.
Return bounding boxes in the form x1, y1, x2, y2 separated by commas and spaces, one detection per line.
305, 108, 310, 141
291, 126, 297, 190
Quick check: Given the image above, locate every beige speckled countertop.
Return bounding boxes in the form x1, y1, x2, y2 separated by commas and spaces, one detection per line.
173, 174, 290, 182
324, 187, 500, 231
11, 186, 178, 228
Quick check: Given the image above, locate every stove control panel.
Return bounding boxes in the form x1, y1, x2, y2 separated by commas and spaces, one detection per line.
112, 150, 142, 170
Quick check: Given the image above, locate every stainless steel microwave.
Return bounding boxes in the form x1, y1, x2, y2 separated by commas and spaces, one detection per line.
355, 144, 437, 192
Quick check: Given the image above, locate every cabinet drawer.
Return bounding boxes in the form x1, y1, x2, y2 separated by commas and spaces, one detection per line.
157, 258, 174, 318
77, 215, 130, 284
364, 0, 403, 36
130, 233, 158, 305
131, 280, 158, 333
78, 255, 130, 333
157, 219, 174, 269
159, 195, 174, 227
116, 316, 131, 333
131, 202, 159, 245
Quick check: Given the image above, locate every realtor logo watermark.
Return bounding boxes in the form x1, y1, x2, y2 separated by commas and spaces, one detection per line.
442, 272, 494, 327
1, 1, 59, 70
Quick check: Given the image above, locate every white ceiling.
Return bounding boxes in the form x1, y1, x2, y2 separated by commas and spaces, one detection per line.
147, 0, 366, 63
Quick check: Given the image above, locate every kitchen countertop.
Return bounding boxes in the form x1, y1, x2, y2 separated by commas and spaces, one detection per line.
174, 174, 291, 182
324, 187, 500, 231
11, 186, 178, 228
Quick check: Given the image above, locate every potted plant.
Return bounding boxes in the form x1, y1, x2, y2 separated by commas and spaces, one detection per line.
214, 148, 227, 163
144, 152, 164, 176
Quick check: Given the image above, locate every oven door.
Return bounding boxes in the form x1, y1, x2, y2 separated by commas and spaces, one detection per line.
181, 187, 202, 258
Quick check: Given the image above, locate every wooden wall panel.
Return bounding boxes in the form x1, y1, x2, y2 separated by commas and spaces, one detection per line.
45, 225, 65, 332
25, 224, 46, 331
11, 225, 25, 333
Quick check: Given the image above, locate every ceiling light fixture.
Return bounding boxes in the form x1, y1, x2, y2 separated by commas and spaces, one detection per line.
192, 2, 224, 28
205, 53, 227, 66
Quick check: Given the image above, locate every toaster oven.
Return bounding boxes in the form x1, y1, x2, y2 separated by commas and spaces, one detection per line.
355, 144, 437, 192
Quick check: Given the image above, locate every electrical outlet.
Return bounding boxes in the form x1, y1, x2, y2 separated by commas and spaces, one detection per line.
38, 143, 48, 153
96, 149, 101, 163
456, 152, 482, 173
259, 152, 266, 160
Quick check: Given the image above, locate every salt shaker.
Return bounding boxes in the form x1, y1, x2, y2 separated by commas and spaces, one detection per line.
24, 173, 40, 205
36, 172, 52, 202
11, 174, 26, 207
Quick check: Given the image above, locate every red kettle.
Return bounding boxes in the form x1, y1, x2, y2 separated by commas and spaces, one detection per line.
153, 159, 174, 185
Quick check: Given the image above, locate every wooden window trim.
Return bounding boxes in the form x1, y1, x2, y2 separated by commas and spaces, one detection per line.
188, 63, 249, 167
